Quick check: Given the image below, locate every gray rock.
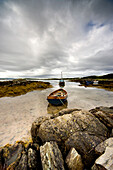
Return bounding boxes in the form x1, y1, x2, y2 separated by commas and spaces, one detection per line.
95, 137, 113, 156
65, 148, 84, 170
31, 116, 50, 143
65, 131, 104, 167
40, 141, 64, 170
92, 138, 113, 170
31, 110, 109, 168
90, 106, 113, 128
15, 151, 27, 170
37, 111, 108, 144
28, 148, 37, 169
7, 153, 22, 170
0, 143, 23, 169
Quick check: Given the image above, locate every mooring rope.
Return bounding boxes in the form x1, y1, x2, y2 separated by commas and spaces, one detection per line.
57, 95, 65, 106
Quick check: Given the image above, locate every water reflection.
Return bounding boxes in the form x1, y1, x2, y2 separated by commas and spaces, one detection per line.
47, 101, 68, 115
44, 80, 113, 110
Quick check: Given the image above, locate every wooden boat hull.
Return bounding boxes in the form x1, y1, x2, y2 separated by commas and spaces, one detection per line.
47, 98, 67, 106
47, 88, 67, 106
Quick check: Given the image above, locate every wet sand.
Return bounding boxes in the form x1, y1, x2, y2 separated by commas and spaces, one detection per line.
0, 80, 113, 146
0, 90, 49, 146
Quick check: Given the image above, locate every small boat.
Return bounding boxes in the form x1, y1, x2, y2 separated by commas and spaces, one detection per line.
59, 79, 65, 87
47, 88, 68, 106
59, 72, 65, 87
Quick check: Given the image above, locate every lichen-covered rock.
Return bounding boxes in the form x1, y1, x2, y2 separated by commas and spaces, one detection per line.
92, 138, 113, 170
15, 151, 27, 170
31, 116, 50, 143
28, 148, 37, 169
40, 141, 65, 170
90, 106, 113, 128
36, 111, 108, 144
0, 107, 112, 170
95, 137, 113, 156
7, 153, 22, 170
0, 143, 23, 169
65, 148, 84, 170
31, 110, 109, 168
65, 131, 104, 167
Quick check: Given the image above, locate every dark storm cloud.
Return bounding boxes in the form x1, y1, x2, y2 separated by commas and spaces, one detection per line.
80, 49, 113, 71
0, 0, 113, 78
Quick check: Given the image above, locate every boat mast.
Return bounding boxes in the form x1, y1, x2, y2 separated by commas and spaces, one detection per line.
61, 72, 63, 79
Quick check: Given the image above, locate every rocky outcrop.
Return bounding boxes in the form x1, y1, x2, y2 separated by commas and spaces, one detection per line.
0, 79, 52, 98
0, 140, 42, 170
31, 116, 50, 143
90, 106, 113, 129
15, 151, 27, 170
65, 131, 104, 167
0, 106, 113, 169
65, 147, 84, 170
0, 143, 23, 169
28, 148, 37, 169
95, 137, 113, 156
35, 111, 108, 144
92, 138, 113, 170
40, 141, 64, 170
31, 109, 110, 168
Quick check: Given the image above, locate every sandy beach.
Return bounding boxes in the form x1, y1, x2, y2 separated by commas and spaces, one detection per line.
0, 90, 50, 147
0, 81, 113, 147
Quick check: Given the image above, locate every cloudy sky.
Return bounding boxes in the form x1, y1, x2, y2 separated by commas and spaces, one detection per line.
0, 0, 113, 78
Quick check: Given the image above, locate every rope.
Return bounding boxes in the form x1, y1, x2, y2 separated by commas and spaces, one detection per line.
57, 95, 65, 106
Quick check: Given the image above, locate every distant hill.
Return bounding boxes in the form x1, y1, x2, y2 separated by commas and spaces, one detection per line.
81, 73, 113, 80
98, 73, 113, 79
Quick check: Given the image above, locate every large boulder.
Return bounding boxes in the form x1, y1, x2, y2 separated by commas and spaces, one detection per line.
92, 138, 113, 170
35, 111, 108, 144
40, 141, 65, 170
31, 110, 109, 167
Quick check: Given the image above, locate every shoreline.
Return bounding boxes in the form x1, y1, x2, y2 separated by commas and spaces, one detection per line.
0, 80, 113, 147
0, 106, 113, 169
0, 79, 52, 98
79, 83, 113, 92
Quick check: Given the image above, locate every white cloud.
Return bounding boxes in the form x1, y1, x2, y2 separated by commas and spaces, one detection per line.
0, 0, 113, 78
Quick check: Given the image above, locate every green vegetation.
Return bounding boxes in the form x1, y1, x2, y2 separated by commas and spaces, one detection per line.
0, 79, 52, 98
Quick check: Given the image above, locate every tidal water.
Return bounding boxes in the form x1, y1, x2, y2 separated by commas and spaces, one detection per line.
47, 80, 113, 109
0, 80, 113, 146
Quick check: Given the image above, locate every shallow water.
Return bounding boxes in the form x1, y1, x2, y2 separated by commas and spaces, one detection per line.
0, 80, 113, 146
